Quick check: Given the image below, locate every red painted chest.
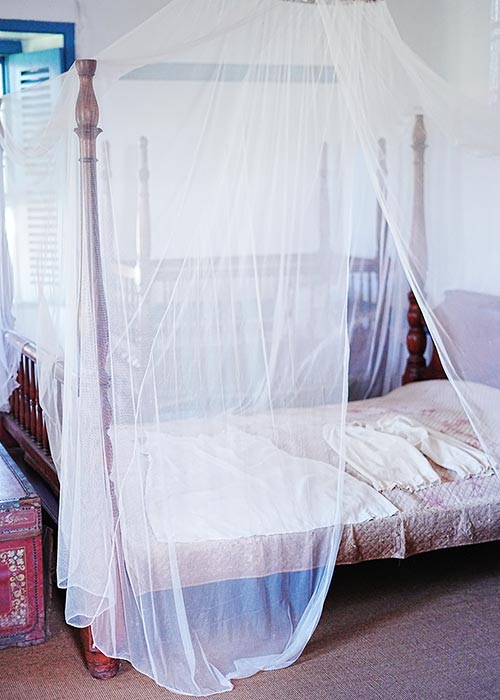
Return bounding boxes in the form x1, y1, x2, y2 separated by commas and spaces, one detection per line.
0, 444, 45, 648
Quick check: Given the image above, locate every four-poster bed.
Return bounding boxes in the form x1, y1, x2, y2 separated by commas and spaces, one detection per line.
1, 57, 500, 681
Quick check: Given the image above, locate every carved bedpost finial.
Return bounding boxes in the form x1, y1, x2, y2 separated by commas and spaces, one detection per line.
402, 290, 427, 384
136, 135, 152, 264
402, 114, 432, 385
75, 60, 102, 157
318, 141, 330, 254
376, 137, 387, 261
410, 114, 428, 286
412, 114, 426, 151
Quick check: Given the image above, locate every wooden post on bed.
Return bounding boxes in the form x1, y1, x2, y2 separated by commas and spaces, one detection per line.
376, 137, 387, 262
136, 136, 152, 264
134, 136, 153, 373
74, 59, 120, 681
319, 141, 330, 255
410, 114, 428, 283
402, 114, 446, 385
403, 114, 428, 384
402, 290, 427, 384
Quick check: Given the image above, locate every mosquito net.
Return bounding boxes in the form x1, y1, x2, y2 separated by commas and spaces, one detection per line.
0, 0, 499, 695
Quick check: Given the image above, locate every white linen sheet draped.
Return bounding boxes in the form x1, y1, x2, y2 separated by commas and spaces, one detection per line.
1, 0, 500, 695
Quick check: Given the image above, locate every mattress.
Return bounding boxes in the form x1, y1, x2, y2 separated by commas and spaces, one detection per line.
111, 380, 500, 592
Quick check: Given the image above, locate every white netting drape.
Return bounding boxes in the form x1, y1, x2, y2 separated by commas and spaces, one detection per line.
0, 138, 17, 411
1, 0, 500, 695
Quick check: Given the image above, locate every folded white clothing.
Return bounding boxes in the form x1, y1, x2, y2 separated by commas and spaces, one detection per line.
323, 414, 490, 492
373, 414, 490, 477
323, 422, 440, 492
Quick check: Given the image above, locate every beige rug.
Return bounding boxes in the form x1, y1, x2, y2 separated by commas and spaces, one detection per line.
2, 542, 500, 700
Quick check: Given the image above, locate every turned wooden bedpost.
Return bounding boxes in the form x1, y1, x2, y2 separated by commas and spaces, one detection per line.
319, 141, 330, 255
375, 137, 388, 262
402, 290, 427, 384
136, 136, 152, 264
74, 58, 120, 681
410, 114, 428, 285
402, 114, 445, 384
403, 115, 428, 384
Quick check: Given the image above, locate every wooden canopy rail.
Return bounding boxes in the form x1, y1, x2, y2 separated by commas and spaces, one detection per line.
0, 58, 443, 680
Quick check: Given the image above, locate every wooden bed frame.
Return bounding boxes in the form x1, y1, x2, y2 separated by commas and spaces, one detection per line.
0, 60, 446, 679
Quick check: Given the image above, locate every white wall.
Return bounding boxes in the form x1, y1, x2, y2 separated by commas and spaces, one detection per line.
387, 0, 492, 101
0, 0, 494, 99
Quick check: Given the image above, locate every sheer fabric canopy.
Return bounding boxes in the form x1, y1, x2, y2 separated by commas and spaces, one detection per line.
1, 0, 499, 694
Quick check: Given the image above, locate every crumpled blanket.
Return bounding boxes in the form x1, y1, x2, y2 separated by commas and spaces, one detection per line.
323, 414, 491, 492
143, 426, 398, 542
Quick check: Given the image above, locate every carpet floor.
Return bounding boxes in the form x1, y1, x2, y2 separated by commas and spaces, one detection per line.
2, 541, 500, 700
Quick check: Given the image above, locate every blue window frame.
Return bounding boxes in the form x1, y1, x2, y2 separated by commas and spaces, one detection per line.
0, 19, 75, 72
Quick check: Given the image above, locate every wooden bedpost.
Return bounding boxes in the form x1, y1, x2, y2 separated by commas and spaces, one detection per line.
403, 115, 428, 384
410, 114, 428, 285
402, 290, 427, 384
375, 137, 388, 262
402, 114, 446, 384
74, 58, 120, 681
319, 141, 330, 255
136, 136, 152, 264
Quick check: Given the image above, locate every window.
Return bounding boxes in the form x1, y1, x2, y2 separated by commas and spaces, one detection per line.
0, 19, 74, 95
0, 20, 74, 307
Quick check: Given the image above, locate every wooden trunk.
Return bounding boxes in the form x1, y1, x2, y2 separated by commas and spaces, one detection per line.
0, 444, 45, 648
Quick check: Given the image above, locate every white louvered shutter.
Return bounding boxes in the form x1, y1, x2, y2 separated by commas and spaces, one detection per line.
4, 49, 63, 320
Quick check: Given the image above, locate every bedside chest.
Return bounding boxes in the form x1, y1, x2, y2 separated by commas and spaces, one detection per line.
0, 443, 45, 648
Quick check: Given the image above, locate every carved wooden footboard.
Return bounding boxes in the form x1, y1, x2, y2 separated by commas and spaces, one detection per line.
0, 331, 58, 495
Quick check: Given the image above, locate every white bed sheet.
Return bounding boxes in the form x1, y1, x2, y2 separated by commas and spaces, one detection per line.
111, 380, 500, 592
